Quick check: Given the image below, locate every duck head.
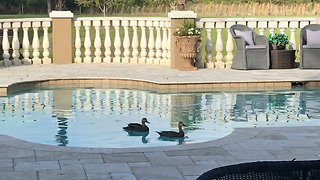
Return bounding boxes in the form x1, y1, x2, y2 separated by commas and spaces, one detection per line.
178, 121, 186, 128
142, 118, 150, 124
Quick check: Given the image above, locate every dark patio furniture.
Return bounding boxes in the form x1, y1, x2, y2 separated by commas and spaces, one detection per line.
270, 49, 295, 69
300, 24, 320, 69
230, 24, 270, 70
197, 159, 320, 180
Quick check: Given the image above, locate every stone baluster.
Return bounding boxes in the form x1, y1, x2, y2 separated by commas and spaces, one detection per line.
42, 21, 51, 64
279, 21, 287, 34
139, 20, 147, 64
166, 21, 171, 66
195, 39, 203, 68
93, 20, 102, 63
215, 22, 224, 69
205, 22, 214, 68
160, 21, 167, 66
155, 21, 162, 65
146, 20, 155, 64
195, 21, 204, 69
131, 20, 139, 64
32, 21, 41, 65
103, 20, 111, 63
74, 20, 82, 63
113, 20, 122, 63
289, 21, 298, 50
12, 22, 21, 65
2, 22, 11, 66
225, 22, 235, 69
247, 21, 257, 29
83, 20, 92, 63
258, 21, 267, 35
268, 21, 277, 36
122, 20, 130, 63
22, 22, 31, 65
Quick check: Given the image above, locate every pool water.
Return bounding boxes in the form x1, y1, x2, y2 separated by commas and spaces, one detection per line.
0, 87, 320, 148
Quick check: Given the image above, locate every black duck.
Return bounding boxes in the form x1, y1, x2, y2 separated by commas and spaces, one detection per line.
123, 118, 150, 132
156, 121, 186, 138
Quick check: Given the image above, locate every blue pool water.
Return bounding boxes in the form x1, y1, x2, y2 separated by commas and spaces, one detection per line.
0, 87, 320, 148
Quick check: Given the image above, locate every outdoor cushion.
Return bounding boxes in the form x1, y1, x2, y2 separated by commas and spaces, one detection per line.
306, 29, 320, 45
246, 45, 266, 49
303, 44, 320, 49
235, 30, 254, 46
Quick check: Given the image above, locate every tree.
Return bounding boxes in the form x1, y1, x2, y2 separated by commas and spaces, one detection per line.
75, 0, 115, 16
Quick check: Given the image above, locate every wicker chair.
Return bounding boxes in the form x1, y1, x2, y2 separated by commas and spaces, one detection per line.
300, 24, 320, 69
230, 24, 270, 70
197, 160, 320, 180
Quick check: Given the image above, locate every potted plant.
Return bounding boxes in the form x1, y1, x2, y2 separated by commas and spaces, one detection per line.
174, 20, 202, 71
268, 33, 295, 69
268, 33, 289, 50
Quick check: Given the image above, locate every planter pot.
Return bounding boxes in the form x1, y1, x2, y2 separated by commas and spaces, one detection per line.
277, 45, 286, 50
175, 35, 201, 71
270, 44, 286, 50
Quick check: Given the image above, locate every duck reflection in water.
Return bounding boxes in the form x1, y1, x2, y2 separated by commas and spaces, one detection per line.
123, 130, 149, 144
158, 136, 185, 145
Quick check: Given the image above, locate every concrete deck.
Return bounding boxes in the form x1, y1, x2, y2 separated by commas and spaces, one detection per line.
1, 64, 320, 180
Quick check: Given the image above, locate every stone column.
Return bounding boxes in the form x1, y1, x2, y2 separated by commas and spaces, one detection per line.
49, 11, 74, 64
168, 11, 197, 69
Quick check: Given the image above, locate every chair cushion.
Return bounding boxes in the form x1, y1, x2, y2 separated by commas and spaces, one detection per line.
246, 45, 266, 49
306, 29, 320, 45
235, 30, 255, 46
303, 44, 320, 49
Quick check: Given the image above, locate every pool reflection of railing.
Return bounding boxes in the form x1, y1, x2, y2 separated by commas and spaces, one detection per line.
0, 88, 318, 126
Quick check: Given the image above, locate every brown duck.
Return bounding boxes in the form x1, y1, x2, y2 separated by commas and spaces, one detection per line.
123, 118, 150, 132
156, 121, 186, 138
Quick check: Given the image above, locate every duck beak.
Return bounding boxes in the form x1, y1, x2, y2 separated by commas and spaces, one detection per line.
146, 120, 150, 124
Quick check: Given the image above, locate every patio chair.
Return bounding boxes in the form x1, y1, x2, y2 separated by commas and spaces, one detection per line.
300, 24, 320, 69
230, 24, 270, 70
197, 159, 320, 180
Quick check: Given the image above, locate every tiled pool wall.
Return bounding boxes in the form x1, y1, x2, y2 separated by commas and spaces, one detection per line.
2, 79, 320, 96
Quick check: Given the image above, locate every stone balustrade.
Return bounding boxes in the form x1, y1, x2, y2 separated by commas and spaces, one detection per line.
0, 18, 52, 66
197, 17, 315, 68
0, 15, 316, 68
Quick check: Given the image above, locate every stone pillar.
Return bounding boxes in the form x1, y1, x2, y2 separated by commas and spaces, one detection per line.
168, 11, 197, 69
49, 11, 74, 64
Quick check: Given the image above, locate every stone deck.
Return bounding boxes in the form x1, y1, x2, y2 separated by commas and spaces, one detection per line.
0, 64, 320, 180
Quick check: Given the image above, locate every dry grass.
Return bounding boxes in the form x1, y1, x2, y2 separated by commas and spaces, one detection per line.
112, 3, 320, 16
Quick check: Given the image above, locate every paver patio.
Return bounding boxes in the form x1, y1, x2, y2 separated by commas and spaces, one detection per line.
0, 64, 320, 180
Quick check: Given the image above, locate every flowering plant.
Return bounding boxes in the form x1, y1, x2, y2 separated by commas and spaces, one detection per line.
173, 20, 202, 37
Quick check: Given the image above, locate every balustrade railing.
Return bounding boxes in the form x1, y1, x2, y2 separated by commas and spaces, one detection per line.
0, 16, 317, 68
73, 17, 171, 66
197, 17, 315, 68
0, 18, 52, 66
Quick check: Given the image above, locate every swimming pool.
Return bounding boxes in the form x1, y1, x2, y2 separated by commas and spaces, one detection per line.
0, 86, 319, 148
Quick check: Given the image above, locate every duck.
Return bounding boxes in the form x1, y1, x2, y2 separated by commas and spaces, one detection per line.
123, 118, 150, 132
156, 121, 186, 138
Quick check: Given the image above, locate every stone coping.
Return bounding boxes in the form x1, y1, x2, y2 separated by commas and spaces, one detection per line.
1, 77, 320, 97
